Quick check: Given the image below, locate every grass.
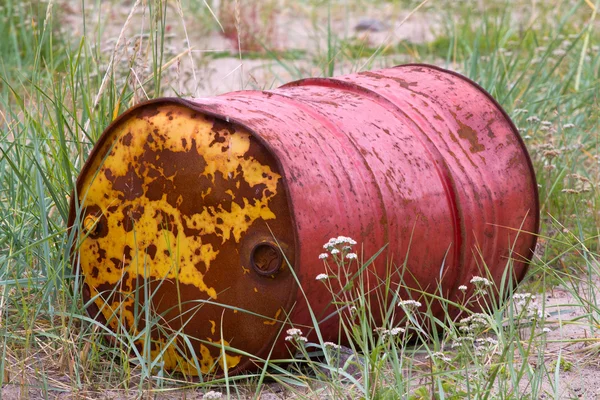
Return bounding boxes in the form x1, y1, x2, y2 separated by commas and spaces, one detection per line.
1, 0, 600, 398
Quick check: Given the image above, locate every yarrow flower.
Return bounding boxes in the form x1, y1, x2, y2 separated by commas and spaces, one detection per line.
323, 341, 341, 349
346, 253, 358, 260
323, 236, 357, 250
473, 337, 501, 356
316, 273, 328, 281
512, 292, 547, 320
376, 326, 406, 338
526, 116, 540, 123
203, 391, 223, 400
318, 253, 329, 260
285, 335, 307, 342
470, 276, 493, 287
388, 327, 405, 336
451, 336, 475, 348
398, 299, 422, 309
330, 248, 340, 255
542, 328, 551, 333
459, 313, 491, 333
563, 123, 575, 129
285, 328, 308, 343
458, 285, 467, 291
286, 328, 302, 336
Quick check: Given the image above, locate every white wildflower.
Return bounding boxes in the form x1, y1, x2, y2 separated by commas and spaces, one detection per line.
542, 328, 551, 333
526, 116, 540, 123
458, 285, 467, 291
398, 299, 422, 308
285, 335, 307, 343
286, 328, 303, 336
541, 120, 552, 126
470, 276, 493, 287
346, 253, 358, 260
323, 341, 341, 349
323, 236, 357, 250
203, 391, 223, 400
316, 273, 328, 281
459, 313, 491, 333
513, 292, 535, 306
330, 249, 340, 255
563, 123, 575, 129
379, 326, 406, 338
389, 327, 405, 336
318, 253, 329, 260
513, 108, 528, 114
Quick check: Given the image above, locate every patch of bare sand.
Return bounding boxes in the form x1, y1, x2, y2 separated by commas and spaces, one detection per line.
528, 279, 600, 398
58, 1, 438, 99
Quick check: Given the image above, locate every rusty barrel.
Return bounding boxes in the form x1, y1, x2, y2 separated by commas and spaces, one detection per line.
68, 64, 539, 376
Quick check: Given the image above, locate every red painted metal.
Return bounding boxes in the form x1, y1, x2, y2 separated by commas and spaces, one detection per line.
69, 64, 539, 376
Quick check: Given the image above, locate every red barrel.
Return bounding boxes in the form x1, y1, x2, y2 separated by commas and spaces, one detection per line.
69, 64, 539, 376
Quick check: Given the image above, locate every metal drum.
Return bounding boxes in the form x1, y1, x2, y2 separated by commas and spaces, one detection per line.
68, 64, 539, 375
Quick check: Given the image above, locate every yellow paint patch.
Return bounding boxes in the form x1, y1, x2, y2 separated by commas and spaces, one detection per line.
263, 308, 282, 325
76, 103, 281, 375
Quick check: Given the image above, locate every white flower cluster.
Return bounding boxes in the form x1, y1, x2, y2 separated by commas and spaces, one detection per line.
316, 273, 328, 281
512, 292, 535, 306
425, 352, 451, 363
451, 336, 475, 348
512, 292, 547, 320
376, 326, 405, 338
526, 116, 541, 123
470, 276, 493, 287
285, 328, 308, 343
398, 299, 422, 309
320, 236, 359, 262
458, 285, 467, 291
323, 236, 357, 249
202, 391, 223, 400
459, 313, 491, 333
473, 337, 501, 356
323, 341, 341, 349
563, 123, 575, 129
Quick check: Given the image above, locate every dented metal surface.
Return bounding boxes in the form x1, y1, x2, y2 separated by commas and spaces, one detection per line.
68, 64, 539, 376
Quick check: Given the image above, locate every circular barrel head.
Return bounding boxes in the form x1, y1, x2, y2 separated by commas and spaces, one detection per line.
70, 102, 296, 375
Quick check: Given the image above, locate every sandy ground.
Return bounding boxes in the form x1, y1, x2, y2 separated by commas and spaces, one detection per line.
59, 1, 440, 98
532, 279, 600, 398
